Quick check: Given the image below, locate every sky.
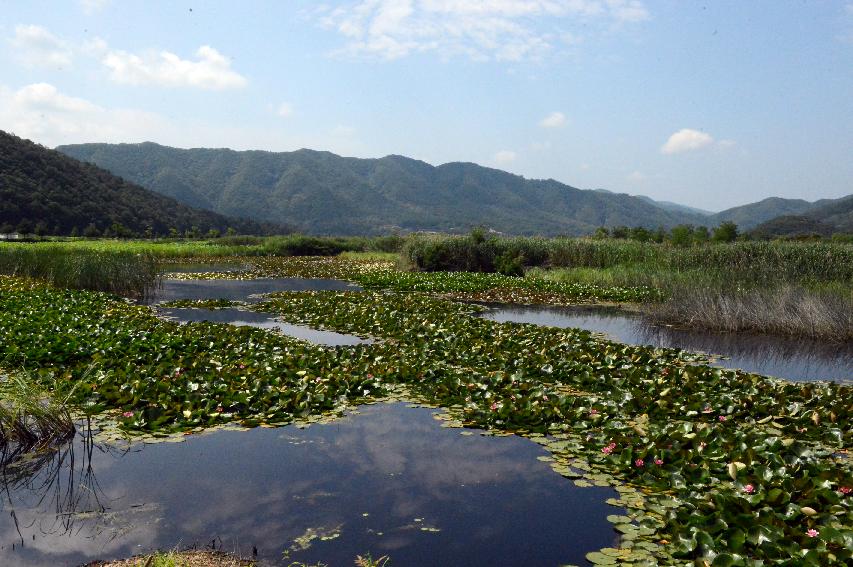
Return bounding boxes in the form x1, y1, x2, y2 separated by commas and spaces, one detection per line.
1, 1, 852, 212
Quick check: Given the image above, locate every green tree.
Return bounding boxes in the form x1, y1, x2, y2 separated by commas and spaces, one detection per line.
670, 224, 694, 247
712, 221, 739, 243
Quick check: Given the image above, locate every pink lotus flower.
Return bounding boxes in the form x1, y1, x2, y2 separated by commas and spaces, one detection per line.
839, 486, 851, 495
718, 415, 727, 422
634, 458, 644, 467
589, 409, 599, 416
122, 411, 134, 418
806, 528, 819, 538
601, 442, 616, 455
743, 484, 755, 494
654, 458, 664, 466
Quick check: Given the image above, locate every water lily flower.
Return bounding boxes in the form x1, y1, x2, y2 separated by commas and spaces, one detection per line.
743, 484, 755, 494
122, 411, 134, 418
654, 458, 664, 466
718, 415, 727, 422
182, 409, 192, 418
542, 395, 549, 401
806, 528, 819, 538
839, 486, 851, 495
601, 442, 616, 455
239, 364, 246, 369
634, 458, 645, 467
490, 402, 498, 411
589, 409, 599, 416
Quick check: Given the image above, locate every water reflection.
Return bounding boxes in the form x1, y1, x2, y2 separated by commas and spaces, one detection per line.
481, 305, 853, 382
161, 307, 370, 347
146, 277, 361, 305
145, 277, 367, 346
0, 404, 618, 567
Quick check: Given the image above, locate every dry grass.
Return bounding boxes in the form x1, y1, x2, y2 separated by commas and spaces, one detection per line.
647, 285, 853, 342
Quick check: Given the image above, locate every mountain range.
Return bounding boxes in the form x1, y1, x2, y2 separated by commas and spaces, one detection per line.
0, 131, 281, 236
57, 142, 717, 236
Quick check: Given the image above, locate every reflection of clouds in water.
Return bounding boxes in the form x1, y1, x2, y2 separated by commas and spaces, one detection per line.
0, 403, 614, 566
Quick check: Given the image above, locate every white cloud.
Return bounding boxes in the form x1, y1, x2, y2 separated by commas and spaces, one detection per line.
320, 0, 649, 61
718, 139, 737, 149
626, 170, 646, 182
660, 128, 714, 155
539, 111, 566, 128
493, 149, 517, 164
277, 102, 294, 118
79, 0, 110, 13
8, 24, 73, 68
102, 45, 247, 89
0, 83, 169, 147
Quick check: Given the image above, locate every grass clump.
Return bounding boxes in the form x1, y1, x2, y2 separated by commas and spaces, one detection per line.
87, 550, 254, 567
0, 369, 75, 464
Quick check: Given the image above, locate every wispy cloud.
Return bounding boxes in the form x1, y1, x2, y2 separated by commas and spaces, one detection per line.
319, 0, 649, 61
79, 0, 110, 14
102, 45, 247, 89
8, 24, 73, 68
626, 170, 646, 182
660, 128, 714, 154
539, 111, 566, 128
277, 102, 294, 118
493, 149, 517, 164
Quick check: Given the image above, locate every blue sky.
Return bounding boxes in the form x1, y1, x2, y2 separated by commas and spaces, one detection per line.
1, 1, 852, 212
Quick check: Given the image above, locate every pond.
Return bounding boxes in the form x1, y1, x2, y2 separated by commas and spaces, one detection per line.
0, 403, 619, 567
480, 305, 853, 383
146, 277, 368, 346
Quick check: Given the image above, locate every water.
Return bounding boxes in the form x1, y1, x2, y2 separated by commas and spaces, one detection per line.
0, 404, 619, 567
146, 277, 366, 346
161, 261, 251, 274
147, 277, 361, 305
161, 307, 370, 347
481, 305, 853, 383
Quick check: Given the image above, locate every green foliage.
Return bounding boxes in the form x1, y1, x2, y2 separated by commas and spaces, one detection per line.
0, 243, 160, 296
712, 221, 739, 243
56, 142, 709, 236
0, 131, 281, 237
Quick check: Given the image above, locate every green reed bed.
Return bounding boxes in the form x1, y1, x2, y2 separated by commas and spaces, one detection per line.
0, 242, 160, 297
0, 273, 850, 564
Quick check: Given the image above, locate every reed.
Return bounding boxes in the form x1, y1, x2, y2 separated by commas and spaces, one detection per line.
646, 284, 853, 342
0, 369, 76, 461
0, 243, 160, 297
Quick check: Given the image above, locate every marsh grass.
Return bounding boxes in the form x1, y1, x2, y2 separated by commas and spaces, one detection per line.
647, 284, 853, 341
0, 243, 160, 297
0, 370, 76, 466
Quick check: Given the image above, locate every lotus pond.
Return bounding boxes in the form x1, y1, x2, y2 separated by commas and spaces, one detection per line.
0, 256, 851, 566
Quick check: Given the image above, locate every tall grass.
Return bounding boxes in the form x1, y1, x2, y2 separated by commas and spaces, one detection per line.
0, 370, 75, 462
0, 243, 160, 297
405, 233, 853, 286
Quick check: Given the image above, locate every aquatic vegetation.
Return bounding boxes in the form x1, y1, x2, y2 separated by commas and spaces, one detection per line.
0, 368, 76, 463
0, 243, 160, 297
1, 271, 852, 563
159, 299, 246, 309
86, 549, 255, 566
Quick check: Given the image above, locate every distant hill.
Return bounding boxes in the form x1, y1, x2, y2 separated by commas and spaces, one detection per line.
57, 142, 710, 236
709, 196, 852, 230
742, 195, 853, 237
635, 195, 713, 217
0, 131, 281, 236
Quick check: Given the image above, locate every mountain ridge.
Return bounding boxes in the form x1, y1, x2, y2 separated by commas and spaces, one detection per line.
57, 141, 710, 236
0, 131, 283, 236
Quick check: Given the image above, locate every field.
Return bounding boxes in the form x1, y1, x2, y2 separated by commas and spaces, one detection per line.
0, 237, 851, 565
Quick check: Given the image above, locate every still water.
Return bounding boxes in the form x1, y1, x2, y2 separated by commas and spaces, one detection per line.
147, 277, 367, 346
0, 404, 618, 567
481, 305, 852, 383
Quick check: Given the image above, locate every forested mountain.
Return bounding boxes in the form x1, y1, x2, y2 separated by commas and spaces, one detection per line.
58, 142, 710, 236
0, 131, 282, 236
709, 196, 849, 230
